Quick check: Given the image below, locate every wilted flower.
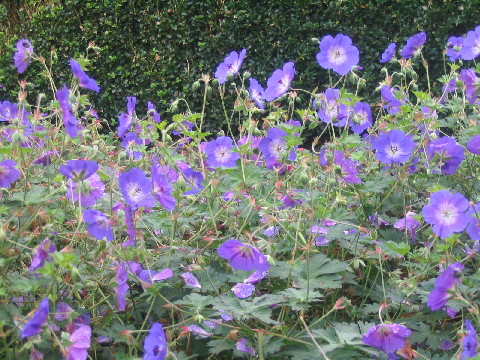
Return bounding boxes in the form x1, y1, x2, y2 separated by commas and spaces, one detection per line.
205, 136, 240, 168
372, 130, 416, 164
215, 49, 246, 84
30, 238, 56, 272
56, 84, 79, 139
426, 136, 464, 175
460, 26, 480, 61
217, 239, 269, 272
362, 323, 411, 359
248, 78, 265, 110
427, 262, 464, 311
181, 272, 201, 288
54, 302, 74, 322
263, 62, 295, 101
14, 39, 34, 73
393, 211, 420, 242
231, 283, 255, 299
119, 168, 155, 210
21, 298, 50, 338
64, 325, 91, 360
0, 159, 21, 188
236, 337, 255, 355
69, 59, 100, 92
316, 34, 359, 75
186, 325, 212, 338
401, 32, 427, 58
380, 42, 396, 63
83, 209, 113, 241
147, 102, 161, 123
462, 320, 478, 360
143, 323, 167, 360
446, 36, 464, 62
422, 190, 469, 239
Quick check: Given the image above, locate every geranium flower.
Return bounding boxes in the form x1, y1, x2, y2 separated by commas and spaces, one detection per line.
231, 283, 255, 299
186, 325, 212, 338
362, 323, 411, 359
248, 78, 265, 110
380, 42, 396, 63
181, 272, 201, 288
217, 239, 269, 272
178, 164, 204, 195
205, 136, 240, 168
372, 130, 416, 164
381, 85, 405, 114
316, 34, 359, 75
459, 68, 479, 105
121, 132, 150, 160
258, 127, 297, 171
426, 136, 464, 175
215, 49, 246, 84
138, 268, 173, 288
460, 26, 480, 60
467, 135, 480, 155
393, 211, 420, 242
30, 238, 56, 272
64, 325, 91, 360
59, 160, 98, 182
350, 102, 372, 134
83, 209, 113, 241
143, 323, 167, 360
426, 262, 464, 311
54, 302, 73, 321
56, 85, 79, 139
466, 204, 480, 241
263, 62, 295, 101
422, 190, 469, 239
147, 102, 161, 123
21, 298, 50, 338
151, 165, 176, 211
14, 39, 34, 73
446, 36, 464, 62
462, 320, 478, 360
67, 173, 105, 207
0, 159, 21, 188
117, 97, 137, 138
236, 338, 255, 356
401, 32, 427, 58
314, 88, 349, 127
69, 59, 100, 92
119, 168, 155, 209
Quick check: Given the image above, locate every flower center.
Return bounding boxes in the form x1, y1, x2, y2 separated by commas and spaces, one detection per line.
437, 203, 458, 225
386, 143, 401, 158
127, 184, 143, 202
215, 146, 230, 163
328, 46, 346, 65
269, 138, 285, 158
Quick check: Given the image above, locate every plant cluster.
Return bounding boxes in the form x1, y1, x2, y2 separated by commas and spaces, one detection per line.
1, 24, 480, 360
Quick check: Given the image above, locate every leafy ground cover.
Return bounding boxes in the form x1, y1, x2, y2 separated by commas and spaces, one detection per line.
1, 26, 480, 360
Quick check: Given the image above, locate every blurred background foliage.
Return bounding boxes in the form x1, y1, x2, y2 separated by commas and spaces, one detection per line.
0, 0, 478, 132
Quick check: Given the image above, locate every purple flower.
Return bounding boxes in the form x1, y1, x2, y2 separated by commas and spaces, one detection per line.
310, 225, 329, 246
186, 325, 212, 338
14, 39, 34, 73
0, 159, 21, 188
236, 338, 255, 355
466, 204, 480, 241
380, 43, 396, 63
258, 127, 297, 171
333, 150, 362, 184
314, 88, 349, 127
205, 136, 240, 168
462, 320, 478, 360
83, 209, 113, 241
151, 165, 176, 211
372, 130, 416, 164
381, 85, 405, 114
30, 238, 56, 272
426, 136, 464, 175
117, 97, 137, 138
56, 85, 79, 139
459, 69, 479, 105
119, 168, 155, 210
244, 270, 268, 284
248, 78, 265, 110
115, 263, 129, 311
181, 272, 201, 288
426, 262, 464, 311
467, 135, 480, 155
179, 165, 204, 195
393, 211, 420, 242
147, 102, 161, 123
350, 102, 372, 134
59, 160, 98, 182
231, 283, 255, 299
55, 302, 73, 321
64, 325, 91, 360
362, 323, 411, 359
69, 59, 100, 92
316, 34, 359, 75
66, 173, 105, 207
401, 32, 427, 59
460, 26, 480, 61
422, 190, 469, 239
263, 62, 295, 101
446, 36, 464, 62
143, 323, 167, 360
217, 239, 269, 272
215, 49, 246, 84
138, 268, 173, 288
0, 100, 30, 124
21, 298, 49, 338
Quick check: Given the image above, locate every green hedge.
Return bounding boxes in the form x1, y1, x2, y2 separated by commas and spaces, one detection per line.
0, 0, 478, 131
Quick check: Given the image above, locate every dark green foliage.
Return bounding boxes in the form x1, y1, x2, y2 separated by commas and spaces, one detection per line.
0, 0, 478, 131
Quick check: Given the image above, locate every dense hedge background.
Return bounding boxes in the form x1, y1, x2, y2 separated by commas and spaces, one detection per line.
0, 0, 478, 132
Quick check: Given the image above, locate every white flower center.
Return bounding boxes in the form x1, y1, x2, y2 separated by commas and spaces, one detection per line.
385, 143, 401, 159
437, 203, 458, 225
214, 146, 231, 163
269, 138, 285, 158
127, 184, 144, 202
328, 46, 347, 65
